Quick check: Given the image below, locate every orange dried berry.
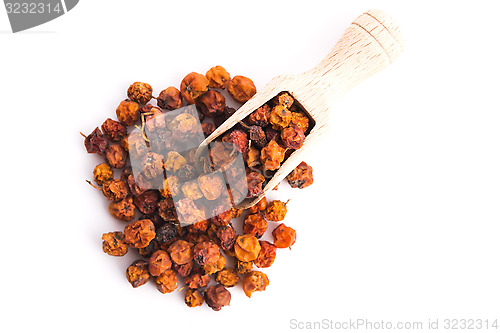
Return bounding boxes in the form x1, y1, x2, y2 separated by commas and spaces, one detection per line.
127, 82, 153, 104
108, 195, 136, 221
243, 213, 268, 238
185, 288, 204, 307
269, 104, 291, 130
227, 75, 256, 103
272, 223, 296, 248
154, 269, 178, 294
264, 200, 287, 221
234, 234, 261, 262
124, 219, 156, 249
276, 92, 294, 108
157, 86, 183, 110
290, 112, 310, 132
242, 271, 269, 298
260, 140, 286, 171
286, 161, 314, 189
148, 250, 172, 276
206, 65, 231, 89
116, 99, 140, 126
198, 173, 225, 200
167, 240, 194, 265
281, 125, 306, 150
249, 196, 267, 214
102, 231, 128, 256
216, 267, 240, 288
180, 72, 209, 104
126, 260, 150, 288
254, 241, 277, 268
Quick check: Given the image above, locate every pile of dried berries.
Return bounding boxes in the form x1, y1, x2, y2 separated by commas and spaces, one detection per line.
83, 66, 314, 311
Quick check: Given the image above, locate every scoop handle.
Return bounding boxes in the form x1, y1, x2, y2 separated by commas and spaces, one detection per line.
307, 9, 404, 104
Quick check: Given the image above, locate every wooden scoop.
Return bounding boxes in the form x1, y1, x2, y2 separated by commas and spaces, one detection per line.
198, 9, 404, 209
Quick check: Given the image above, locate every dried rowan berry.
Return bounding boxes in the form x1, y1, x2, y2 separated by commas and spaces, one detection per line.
212, 208, 232, 227
102, 231, 128, 256
124, 219, 156, 249
155, 269, 178, 294
249, 125, 267, 147
155, 222, 179, 244
202, 252, 226, 275
157, 86, 183, 110
197, 90, 226, 118
126, 131, 148, 159
164, 151, 186, 173
139, 152, 163, 179
246, 171, 266, 198
159, 175, 180, 198
236, 260, 253, 274
102, 179, 128, 201
124, 173, 146, 197
101, 118, 127, 142
287, 161, 314, 188
204, 284, 231, 311
138, 238, 159, 258
209, 141, 237, 170
276, 92, 294, 108
234, 235, 261, 262
198, 173, 224, 200
201, 121, 215, 137
242, 271, 269, 298
144, 107, 166, 133
184, 273, 210, 289
109, 195, 136, 221
243, 213, 268, 238
272, 223, 296, 248
247, 104, 271, 127
83, 127, 108, 155
167, 240, 194, 265
254, 241, 277, 268
245, 147, 261, 168
157, 198, 178, 223
216, 225, 237, 251
222, 129, 249, 154
216, 268, 240, 288
93, 163, 113, 185
134, 190, 159, 215
171, 261, 193, 277
126, 260, 150, 288
193, 241, 220, 266
179, 180, 202, 200
176, 164, 197, 182
185, 288, 204, 307
290, 112, 310, 132
281, 125, 305, 150
269, 105, 292, 130
265, 127, 280, 142
116, 99, 140, 126
206, 65, 231, 89
127, 82, 153, 104
214, 106, 236, 128
249, 196, 267, 214
265, 200, 287, 221
260, 140, 286, 171
146, 250, 171, 276
176, 198, 205, 225
168, 113, 200, 141
228, 75, 256, 103
180, 72, 209, 104
186, 219, 210, 234
105, 144, 128, 169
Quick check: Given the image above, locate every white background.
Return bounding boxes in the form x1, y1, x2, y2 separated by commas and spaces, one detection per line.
1, 0, 499, 332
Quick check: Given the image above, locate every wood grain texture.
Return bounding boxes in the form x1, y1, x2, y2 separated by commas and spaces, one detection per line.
199, 9, 404, 209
